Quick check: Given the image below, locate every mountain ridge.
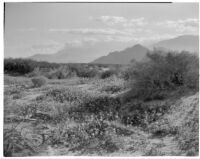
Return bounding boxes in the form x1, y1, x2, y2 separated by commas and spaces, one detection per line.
152, 35, 199, 53
29, 35, 199, 64
91, 44, 149, 64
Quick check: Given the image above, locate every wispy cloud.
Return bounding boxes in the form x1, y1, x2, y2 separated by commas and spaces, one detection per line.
48, 28, 130, 36
29, 40, 64, 54
90, 16, 148, 27
16, 28, 36, 32
156, 18, 199, 33
48, 27, 154, 44
64, 38, 99, 47
90, 16, 127, 26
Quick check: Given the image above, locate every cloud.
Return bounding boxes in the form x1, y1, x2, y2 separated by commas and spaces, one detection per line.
29, 41, 64, 54
16, 28, 36, 32
64, 38, 99, 47
123, 17, 147, 27
48, 27, 158, 44
91, 16, 148, 27
48, 27, 152, 37
156, 18, 199, 33
49, 28, 130, 36
90, 16, 127, 26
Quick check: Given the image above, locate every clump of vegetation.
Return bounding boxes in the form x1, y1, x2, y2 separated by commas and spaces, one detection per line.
46, 66, 77, 79
4, 58, 60, 75
175, 96, 199, 156
147, 118, 178, 137
4, 58, 35, 75
100, 69, 117, 79
47, 119, 120, 155
4, 127, 35, 157
100, 85, 122, 94
120, 50, 198, 129
31, 76, 47, 87
79, 96, 121, 115
121, 67, 135, 81
124, 50, 199, 101
120, 100, 170, 127
45, 87, 92, 104
75, 67, 98, 78
4, 49, 199, 156
27, 67, 41, 77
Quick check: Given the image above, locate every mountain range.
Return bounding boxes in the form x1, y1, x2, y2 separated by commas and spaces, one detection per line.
152, 35, 199, 53
30, 35, 199, 65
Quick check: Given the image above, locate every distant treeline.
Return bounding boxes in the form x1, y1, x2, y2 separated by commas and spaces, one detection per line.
4, 58, 60, 75
4, 58, 122, 78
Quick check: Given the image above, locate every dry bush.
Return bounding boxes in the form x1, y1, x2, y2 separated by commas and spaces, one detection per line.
124, 51, 199, 101
45, 87, 92, 104
120, 100, 171, 127
4, 127, 35, 157
100, 85, 122, 94
100, 69, 117, 79
31, 76, 47, 87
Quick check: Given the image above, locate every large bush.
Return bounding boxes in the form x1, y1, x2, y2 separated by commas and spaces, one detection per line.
120, 100, 171, 127
75, 67, 98, 78
125, 50, 199, 101
31, 76, 47, 87
120, 50, 199, 127
46, 66, 76, 79
100, 69, 117, 79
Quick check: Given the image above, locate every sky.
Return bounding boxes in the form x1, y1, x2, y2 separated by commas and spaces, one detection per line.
4, 2, 199, 59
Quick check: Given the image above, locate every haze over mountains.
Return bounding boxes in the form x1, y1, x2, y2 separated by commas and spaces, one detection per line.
30, 35, 199, 64
152, 35, 199, 53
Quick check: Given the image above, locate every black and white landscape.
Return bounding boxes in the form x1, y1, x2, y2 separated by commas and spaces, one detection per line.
4, 2, 199, 157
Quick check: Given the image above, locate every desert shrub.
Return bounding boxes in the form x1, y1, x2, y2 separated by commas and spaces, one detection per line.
26, 67, 41, 77
121, 67, 135, 81
80, 96, 121, 115
47, 119, 120, 154
76, 68, 98, 78
176, 107, 199, 156
67, 96, 122, 122
100, 85, 122, 94
18, 103, 38, 119
144, 146, 165, 156
125, 50, 199, 101
12, 93, 23, 100
45, 87, 92, 104
31, 76, 47, 87
100, 69, 117, 79
46, 66, 77, 79
120, 100, 170, 126
48, 102, 73, 122
147, 118, 179, 137
4, 127, 35, 156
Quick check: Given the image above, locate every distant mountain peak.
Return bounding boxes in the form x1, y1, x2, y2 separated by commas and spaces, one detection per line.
133, 44, 145, 48
92, 44, 149, 65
